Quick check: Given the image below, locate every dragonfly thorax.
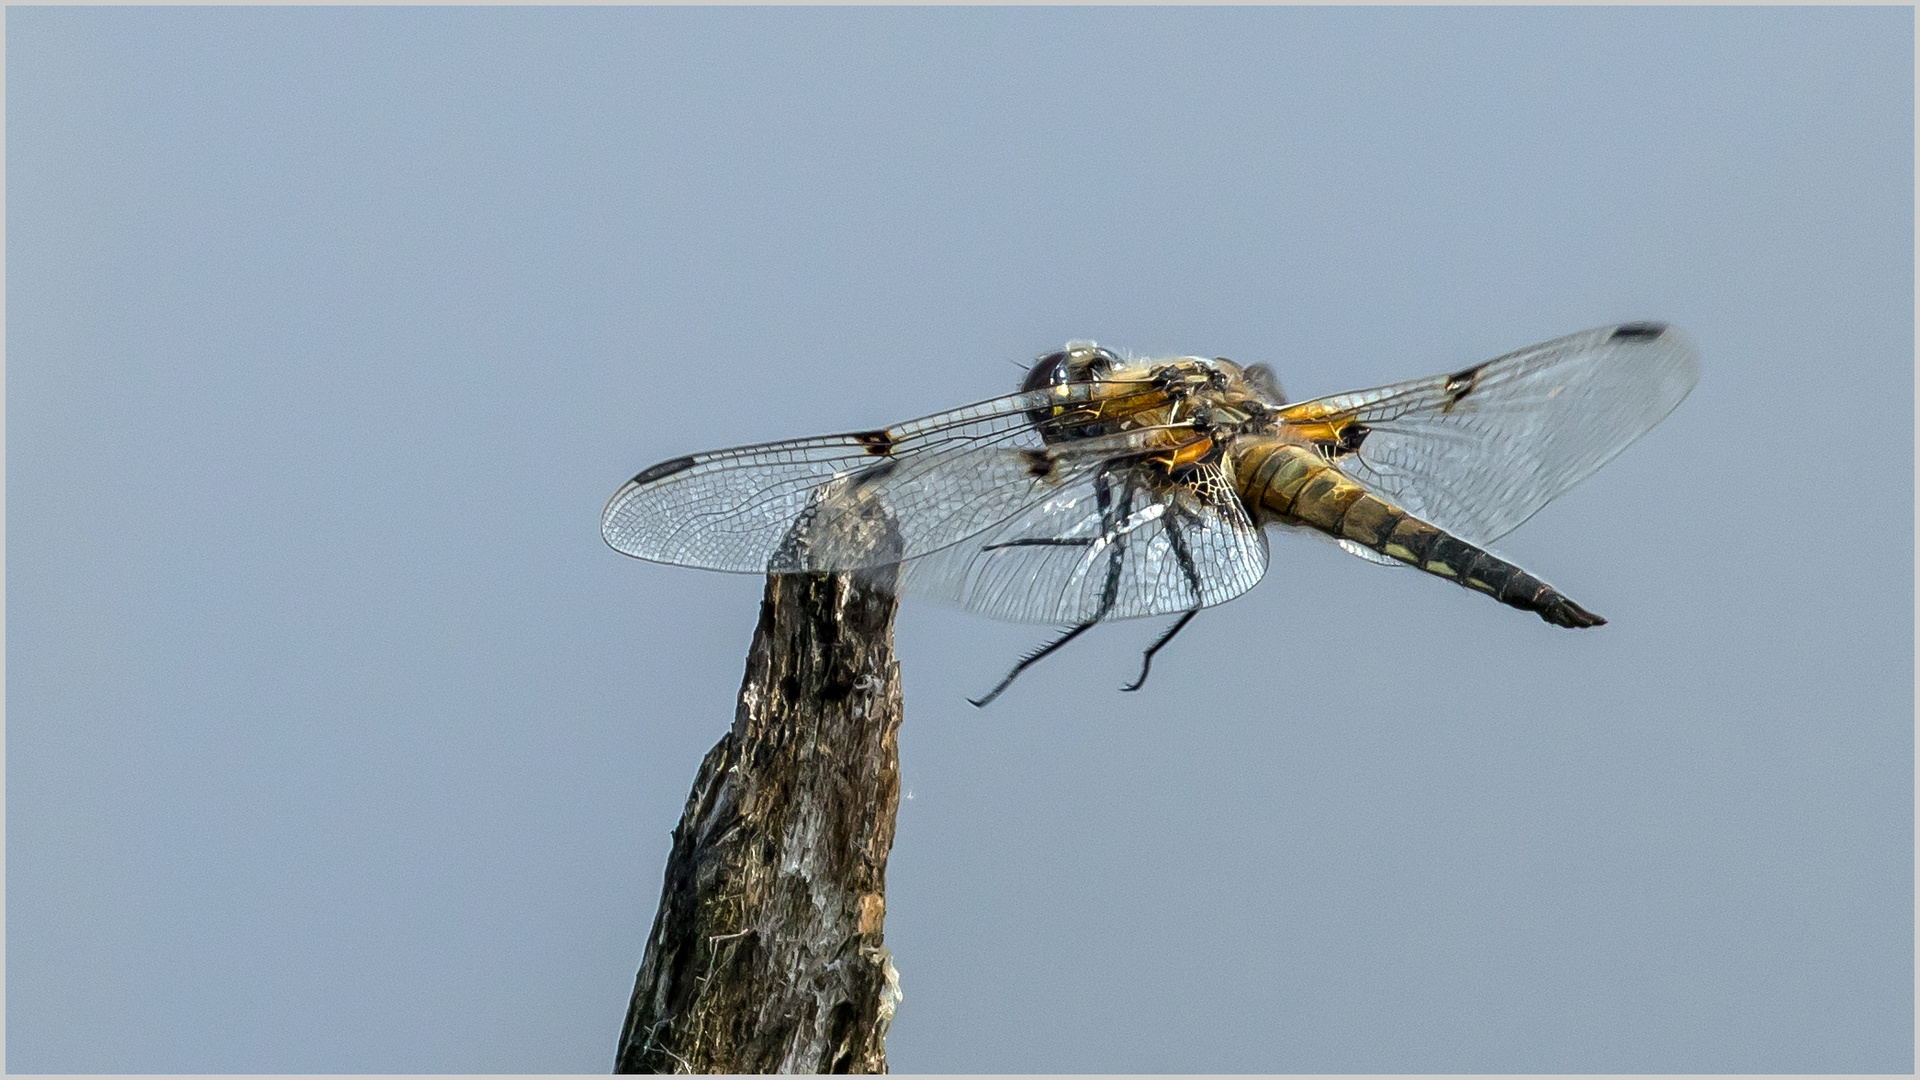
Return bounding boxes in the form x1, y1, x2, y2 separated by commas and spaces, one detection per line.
1024, 345, 1279, 448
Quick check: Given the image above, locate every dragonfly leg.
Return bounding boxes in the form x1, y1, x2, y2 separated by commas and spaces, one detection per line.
970, 470, 1133, 708
1121, 608, 1200, 693
981, 537, 1093, 550
967, 620, 1098, 708
1121, 500, 1208, 692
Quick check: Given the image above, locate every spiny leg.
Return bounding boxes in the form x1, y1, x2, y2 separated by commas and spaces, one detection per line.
1122, 501, 1208, 693
967, 620, 1098, 708
1121, 609, 1199, 693
971, 470, 1133, 708
982, 537, 1093, 550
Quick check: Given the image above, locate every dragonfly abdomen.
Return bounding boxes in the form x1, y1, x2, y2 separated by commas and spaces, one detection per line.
1235, 441, 1605, 629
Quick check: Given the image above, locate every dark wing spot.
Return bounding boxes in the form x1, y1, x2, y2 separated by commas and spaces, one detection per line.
1312, 423, 1369, 460
1610, 322, 1666, 341
853, 429, 895, 456
630, 455, 696, 486
1443, 363, 1483, 406
849, 459, 898, 488
1020, 448, 1055, 478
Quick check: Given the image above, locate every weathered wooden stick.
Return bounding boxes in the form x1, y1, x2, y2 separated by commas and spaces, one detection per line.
615, 544, 905, 1072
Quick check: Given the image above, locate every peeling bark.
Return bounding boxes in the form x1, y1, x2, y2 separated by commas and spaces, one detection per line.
616, 525, 904, 1073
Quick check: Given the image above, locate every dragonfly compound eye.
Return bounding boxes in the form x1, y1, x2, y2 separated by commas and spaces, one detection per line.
1020, 344, 1119, 395
1021, 350, 1071, 394
1022, 344, 1126, 444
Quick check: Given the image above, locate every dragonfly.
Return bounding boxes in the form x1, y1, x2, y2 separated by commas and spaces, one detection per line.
603, 322, 1699, 706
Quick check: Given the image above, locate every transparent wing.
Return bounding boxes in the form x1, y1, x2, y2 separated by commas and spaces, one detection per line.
1280, 322, 1700, 546
601, 380, 1177, 573
897, 460, 1269, 624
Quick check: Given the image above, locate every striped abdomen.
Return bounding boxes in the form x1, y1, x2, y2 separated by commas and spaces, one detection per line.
1233, 440, 1605, 628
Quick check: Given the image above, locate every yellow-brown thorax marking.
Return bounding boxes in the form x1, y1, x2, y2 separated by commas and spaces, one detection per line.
1036, 365, 1236, 471
1271, 397, 1354, 445
1275, 418, 1348, 446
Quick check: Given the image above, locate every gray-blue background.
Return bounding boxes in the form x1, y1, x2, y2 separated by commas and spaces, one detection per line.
9, 7, 1912, 1073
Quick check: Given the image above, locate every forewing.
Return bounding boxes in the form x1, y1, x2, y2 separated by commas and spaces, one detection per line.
601, 381, 1172, 573
898, 460, 1269, 624
1282, 322, 1700, 546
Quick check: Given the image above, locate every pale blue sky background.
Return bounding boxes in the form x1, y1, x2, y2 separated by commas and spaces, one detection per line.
8, 7, 1912, 1073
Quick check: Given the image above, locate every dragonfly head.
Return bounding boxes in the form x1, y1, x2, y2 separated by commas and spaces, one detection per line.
1022, 342, 1131, 445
